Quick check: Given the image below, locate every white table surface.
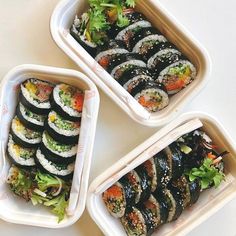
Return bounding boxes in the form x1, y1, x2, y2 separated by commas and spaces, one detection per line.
0, 0, 236, 235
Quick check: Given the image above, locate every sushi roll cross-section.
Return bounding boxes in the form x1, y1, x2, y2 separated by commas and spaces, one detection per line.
16, 103, 46, 132
7, 134, 36, 168
41, 131, 77, 164
11, 116, 42, 148
20, 78, 54, 114
45, 110, 80, 145
51, 83, 84, 121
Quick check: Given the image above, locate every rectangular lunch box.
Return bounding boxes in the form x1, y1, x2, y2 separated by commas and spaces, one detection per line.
87, 112, 236, 236
50, 0, 211, 127
0, 64, 100, 228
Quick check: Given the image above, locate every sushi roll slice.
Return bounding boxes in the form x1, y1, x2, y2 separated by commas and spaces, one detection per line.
157, 60, 197, 95
102, 180, 134, 218
10, 116, 42, 148
107, 53, 146, 80
40, 131, 77, 164
118, 67, 153, 93
50, 84, 84, 121
153, 190, 169, 225
121, 206, 154, 236
7, 134, 36, 168
35, 148, 74, 179
142, 157, 158, 192
162, 187, 184, 222
129, 27, 161, 52
171, 176, 191, 208
135, 166, 152, 202
132, 35, 167, 60
108, 11, 148, 39
20, 78, 54, 115
70, 15, 98, 56
130, 80, 169, 112
16, 103, 46, 131
164, 144, 184, 180
147, 48, 184, 72
45, 111, 80, 145
153, 151, 171, 188
95, 40, 128, 70
141, 194, 163, 230
188, 179, 201, 206
121, 170, 142, 204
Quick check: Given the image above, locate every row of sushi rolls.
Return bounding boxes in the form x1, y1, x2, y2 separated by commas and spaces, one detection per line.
6, 78, 84, 222
71, 0, 197, 112
103, 129, 228, 236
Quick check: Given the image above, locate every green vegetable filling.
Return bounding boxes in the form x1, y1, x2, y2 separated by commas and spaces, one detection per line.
45, 132, 73, 153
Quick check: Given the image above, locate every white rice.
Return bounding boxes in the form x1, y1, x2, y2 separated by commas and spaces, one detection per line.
95, 48, 129, 62
8, 135, 35, 166
36, 149, 74, 176
111, 60, 146, 78
147, 48, 181, 69
42, 132, 78, 158
19, 103, 45, 126
53, 85, 81, 118
132, 35, 167, 53
11, 117, 42, 144
48, 111, 80, 136
115, 20, 151, 41
21, 84, 51, 109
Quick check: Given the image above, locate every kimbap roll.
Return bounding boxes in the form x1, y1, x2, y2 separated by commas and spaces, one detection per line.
157, 60, 197, 95
11, 116, 42, 148
147, 48, 184, 73
142, 158, 158, 192
7, 134, 36, 168
171, 176, 191, 209
95, 40, 129, 70
107, 53, 146, 80
164, 144, 184, 180
132, 35, 167, 60
121, 170, 142, 205
40, 131, 77, 164
129, 27, 161, 52
152, 190, 169, 225
135, 166, 152, 202
118, 67, 153, 93
20, 78, 54, 115
108, 11, 149, 41
153, 151, 171, 188
50, 83, 84, 121
130, 80, 169, 112
141, 194, 162, 229
16, 103, 46, 131
102, 182, 127, 218
188, 178, 201, 206
70, 14, 98, 56
35, 148, 74, 179
45, 111, 80, 145
162, 187, 184, 222
121, 206, 154, 236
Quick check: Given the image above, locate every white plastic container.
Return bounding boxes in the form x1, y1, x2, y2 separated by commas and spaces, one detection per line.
0, 64, 100, 228
50, 0, 211, 127
87, 112, 236, 236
